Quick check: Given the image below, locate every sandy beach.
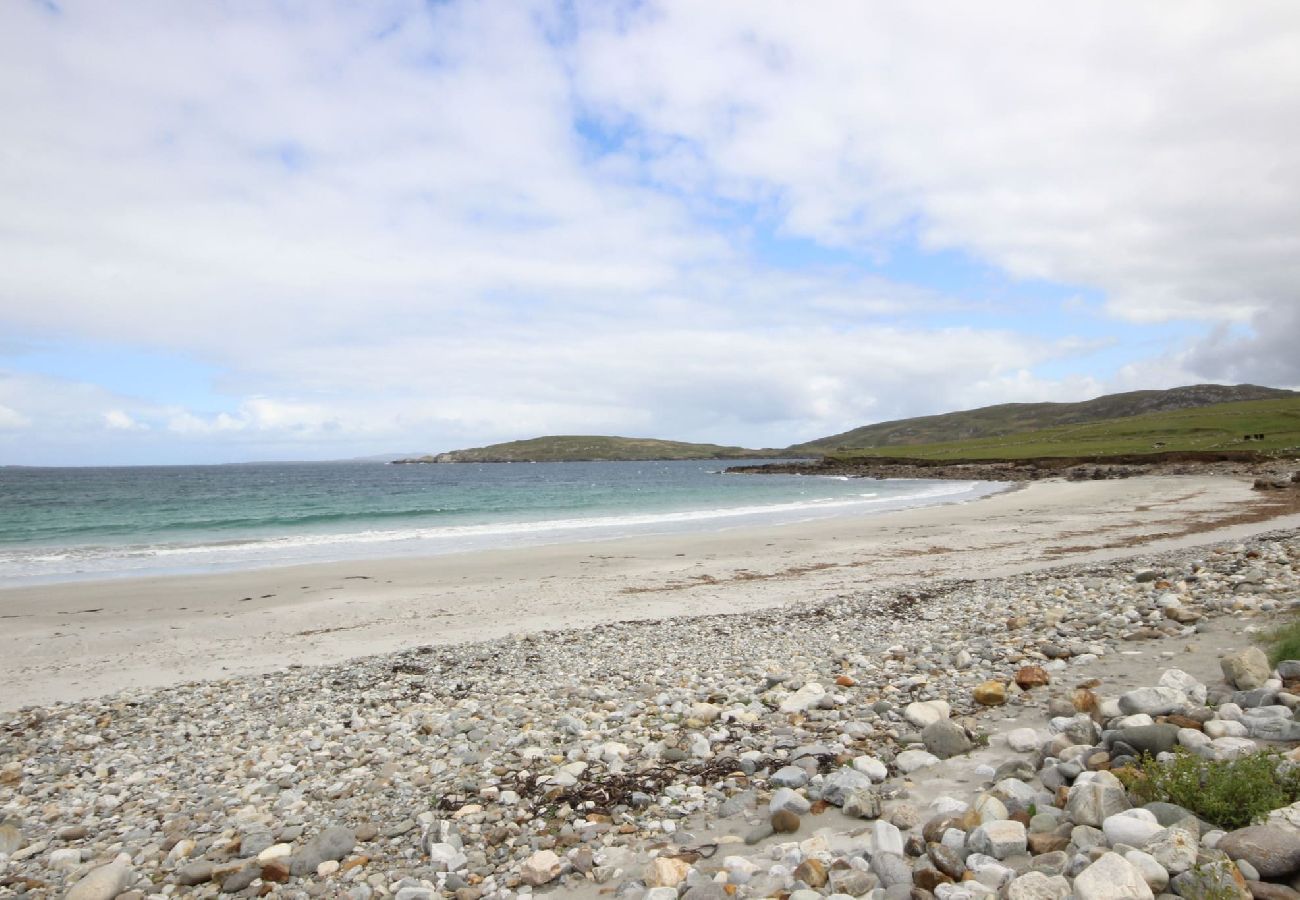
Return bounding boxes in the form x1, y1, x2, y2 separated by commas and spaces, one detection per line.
3, 473, 1298, 713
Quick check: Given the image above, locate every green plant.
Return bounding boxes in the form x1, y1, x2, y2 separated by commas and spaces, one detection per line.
1117, 750, 1300, 830
1260, 615, 1300, 666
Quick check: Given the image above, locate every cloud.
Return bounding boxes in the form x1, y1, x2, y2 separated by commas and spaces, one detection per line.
0, 1, 1297, 463
102, 409, 146, 431
570, 1, 1300, 327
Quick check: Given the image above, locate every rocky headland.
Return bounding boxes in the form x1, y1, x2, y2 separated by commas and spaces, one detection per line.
3, 529, 1300, 899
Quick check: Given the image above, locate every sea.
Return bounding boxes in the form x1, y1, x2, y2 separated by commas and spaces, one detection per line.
0, 460, 1004, 586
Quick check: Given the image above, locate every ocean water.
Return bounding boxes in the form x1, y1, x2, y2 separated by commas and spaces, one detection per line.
0, 460, 1004, 585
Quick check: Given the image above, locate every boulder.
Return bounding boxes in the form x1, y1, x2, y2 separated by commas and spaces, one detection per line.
779, 683, 826, 713
820, 766, 874, 806
1101, 809, 1164, 847
1015, 666, 1051, 689
1005, 871, 1071, 899
1217, 825, 1300, 878
1065, 781, 1131, 827
969, 820, 1027, 859
1073, 852, 1155, 899
922, 720, 973, 759
1222, 647, 1272, 691
1118, 686, 1187, 716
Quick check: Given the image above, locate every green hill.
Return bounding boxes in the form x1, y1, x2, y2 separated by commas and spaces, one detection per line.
394, 435, 793, 464
825, 396, 1300, 462
794, 384, 1295, 454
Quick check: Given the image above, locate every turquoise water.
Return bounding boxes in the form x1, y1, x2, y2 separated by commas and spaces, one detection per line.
0, 460, 1003, 584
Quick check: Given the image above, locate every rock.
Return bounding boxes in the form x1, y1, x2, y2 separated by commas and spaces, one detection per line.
770, 786, 812, 814
1072, 851, 1155, 899
1101, 809, 1164, 847
290, 826, 356, 875
974, 681, 1007, 705
1169, 858, 1250, 899
1247, 881, 1300, 899
929, 844, 965, 879
872, 819, 906, 856
175, 861, 214, 886
922, 720, 973, 759
66, 854, 133, 900
1005, 871, 1071, 899
780, 683, 826, 713
771, 809, 801, 833
522, 850, 564, 886
645, 856, 692, 888
968, 820, 1027, 859
793, 858, 828, 887
1118, 686, 1187, 716
869, 851, 913, 888
821, 766, 875, 806
1159, 668, 1208, 704
895, 749, 940, 773
1217, 825, 1300, 878
1112, 723, 1181, 756
1007, 728, 1041, 752
771, 765, 810, 788
1222, 647, 1273, 690
1146, 824, 1198, 874
1065, 781, 1131, 827
394, 889, 436, 900
1015, 666, 1050, 689
852, 754, 888, 781
0, 822, 21, 856
1124, 850, 1169, 892
904, 700, 950, 728
842, 787, 882, 820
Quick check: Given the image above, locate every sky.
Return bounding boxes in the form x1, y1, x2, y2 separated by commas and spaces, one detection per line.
1, 1, 1298, 466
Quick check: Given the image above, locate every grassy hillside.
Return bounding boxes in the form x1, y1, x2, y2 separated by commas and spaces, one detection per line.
394, 435, 792, 463
825, 396, 1300, 462
795, 384, 1295, 453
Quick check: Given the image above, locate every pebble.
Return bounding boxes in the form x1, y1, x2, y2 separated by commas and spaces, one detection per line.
0, 531, 1296, 900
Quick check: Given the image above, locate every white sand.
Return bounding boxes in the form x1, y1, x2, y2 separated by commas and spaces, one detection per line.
2, 474, 1297, 712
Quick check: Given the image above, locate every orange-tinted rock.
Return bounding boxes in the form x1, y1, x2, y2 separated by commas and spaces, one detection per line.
973, 681, 1007, 706
1015, 666, 1050, 689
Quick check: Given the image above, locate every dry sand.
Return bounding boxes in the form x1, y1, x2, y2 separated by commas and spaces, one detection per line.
3, 474, 1298, 712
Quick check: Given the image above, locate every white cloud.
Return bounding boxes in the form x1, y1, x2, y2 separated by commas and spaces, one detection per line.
102, 409, 146, 431
570, 1, 1300, 328
0, 2, 1296, 462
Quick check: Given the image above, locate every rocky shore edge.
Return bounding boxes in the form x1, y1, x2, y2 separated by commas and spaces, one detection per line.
726, 457, 1300, 485
2, 528, 1300, 899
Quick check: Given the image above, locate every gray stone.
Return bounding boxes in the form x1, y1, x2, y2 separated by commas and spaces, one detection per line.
66, 855, 133, 900
1118, 686, 1187, 716
770, 786, 811, 815
1111, 724, 1181, 756
968, 820, 1027, 859
289, 825, 356, 875
1073, 851, 1154, 899
869, 851, 913, 888
1005, 871, 1072, 900
1222, 646, 1272, 690
770, 765, 809, 788
1217, 825, 1300, 878
1065, 781, 1131, 827
175, 861, 214, 886
842, 786, 881, 820
1146, 824, 1198, 874
1170, 858, 1249, 899
820, 766, 874, 806
922, 720, 973, 759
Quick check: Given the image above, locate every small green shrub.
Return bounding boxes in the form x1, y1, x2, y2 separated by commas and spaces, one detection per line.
1117, 750, 1300, 830
1260, 615, 1300, 666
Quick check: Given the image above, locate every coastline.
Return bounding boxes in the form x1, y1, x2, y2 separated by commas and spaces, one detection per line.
2, 473, 1298, 713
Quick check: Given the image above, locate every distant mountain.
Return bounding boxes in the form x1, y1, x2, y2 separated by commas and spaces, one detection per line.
792, 384, 1298, 454
394, 435, 795, 464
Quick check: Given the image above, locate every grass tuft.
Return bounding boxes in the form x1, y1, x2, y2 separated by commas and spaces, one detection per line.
1260, 614, 1300, 666
1117, 750, 1300, 830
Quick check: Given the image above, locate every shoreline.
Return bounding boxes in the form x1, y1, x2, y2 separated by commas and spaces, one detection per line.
3, 474, 1299, 713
